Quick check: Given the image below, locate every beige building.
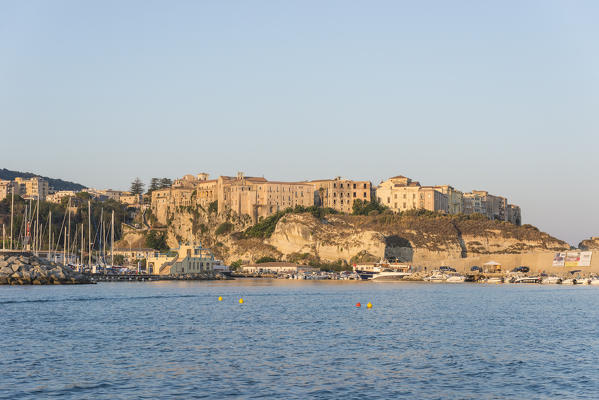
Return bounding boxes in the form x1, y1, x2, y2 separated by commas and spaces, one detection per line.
434, 185, 463, 214
419, 187, 449, 213
0, 180, 12, 201
241, 262, 319, 274
309, 177, 372, 213
14, 177, 49, 200
219, 173, 315, 221
46, 190, 77, 203
151, 172, 315, 225
120, 193, 141, 207
376, 176, 422, 212
146, 243, 215, 275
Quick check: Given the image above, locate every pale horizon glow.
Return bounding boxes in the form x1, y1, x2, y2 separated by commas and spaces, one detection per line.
1, 1, 598, 246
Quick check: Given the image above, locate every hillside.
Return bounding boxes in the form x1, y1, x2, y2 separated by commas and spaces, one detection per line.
0, 168, 86, 191
128, 206, 570, 269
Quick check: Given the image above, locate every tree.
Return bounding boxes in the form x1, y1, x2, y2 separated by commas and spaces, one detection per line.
130, 177, 145, 195
159, 178, 172, 189
148, 178, 161, 193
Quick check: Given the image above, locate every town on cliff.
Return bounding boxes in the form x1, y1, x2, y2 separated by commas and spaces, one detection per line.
1, 171, 598, 282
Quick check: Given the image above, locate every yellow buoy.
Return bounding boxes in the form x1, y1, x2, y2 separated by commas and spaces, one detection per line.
218, 296, 222, 301
367, 302, 373, 309
239, 298, 244, 304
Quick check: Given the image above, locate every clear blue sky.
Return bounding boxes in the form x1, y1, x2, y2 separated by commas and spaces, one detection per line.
1, 1, 597, 245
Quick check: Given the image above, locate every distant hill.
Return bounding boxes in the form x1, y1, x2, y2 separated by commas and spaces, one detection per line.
0, 168, 86, 191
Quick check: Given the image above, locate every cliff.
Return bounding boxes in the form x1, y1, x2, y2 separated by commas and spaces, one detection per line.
579, 237, 599, 251
128, 207, 570, 268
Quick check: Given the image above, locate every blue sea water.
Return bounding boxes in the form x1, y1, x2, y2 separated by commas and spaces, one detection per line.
1, 280, 599, 399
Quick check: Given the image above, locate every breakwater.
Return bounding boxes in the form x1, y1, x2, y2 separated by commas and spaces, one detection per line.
0, 252, 93, 285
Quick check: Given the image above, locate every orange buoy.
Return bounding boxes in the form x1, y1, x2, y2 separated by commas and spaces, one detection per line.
356, 302, 361, 307
366, 302, 373, 309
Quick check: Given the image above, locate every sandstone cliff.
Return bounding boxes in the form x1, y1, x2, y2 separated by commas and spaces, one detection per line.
126, 207, 570, 268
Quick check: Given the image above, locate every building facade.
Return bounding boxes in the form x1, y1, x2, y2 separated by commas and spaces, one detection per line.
309, 177, 372, 213
13, 177, 49, 200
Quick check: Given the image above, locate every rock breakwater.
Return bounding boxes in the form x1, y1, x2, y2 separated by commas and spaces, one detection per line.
0, 253, 93, 285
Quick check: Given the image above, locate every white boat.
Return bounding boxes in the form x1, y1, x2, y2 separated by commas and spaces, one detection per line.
589, 278, 599, 286
426, 272, 447, 282
446, 275, 466, 283
513, 276, 541, 284
486, 277, 503, 284
575, 278, 589, 285
371, 270, 412, 281
541, 276, 561, 284
561, 278, 575, 285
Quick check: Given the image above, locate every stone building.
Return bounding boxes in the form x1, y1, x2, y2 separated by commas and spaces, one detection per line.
309, 177, 372, 213
218, 173, 315, 221
376, 176, 449, 213
0, 180, 12, 201
46, 190, 77, 203
13, 177, 49, 201
434, 185, 463, 214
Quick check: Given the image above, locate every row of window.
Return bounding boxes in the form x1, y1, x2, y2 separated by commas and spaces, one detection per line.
332, 183, 369, 189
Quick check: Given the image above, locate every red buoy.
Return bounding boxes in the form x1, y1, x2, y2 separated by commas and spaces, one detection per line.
356, 302, 361, 307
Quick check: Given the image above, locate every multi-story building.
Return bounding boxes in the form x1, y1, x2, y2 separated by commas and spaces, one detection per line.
434, 185, 463, 214
46, 190, 77, 203
419, 187, 449, 213
507, 204, 522, 225
219, 173, 314, 221
0, 180, 12, 201
13, 177, 49, 200
309, 177, 372, 213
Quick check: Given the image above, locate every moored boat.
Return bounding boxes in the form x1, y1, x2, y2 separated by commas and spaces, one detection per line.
446, 275, 466, 283
541, 276, 561, 284
513, 276, 541, 284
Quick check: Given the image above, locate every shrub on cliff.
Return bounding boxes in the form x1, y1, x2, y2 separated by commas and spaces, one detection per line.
215, 222, 234, 235
255, 256, 278, 263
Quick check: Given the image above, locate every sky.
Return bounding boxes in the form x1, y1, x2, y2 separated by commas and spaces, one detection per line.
1, 1, 597, 245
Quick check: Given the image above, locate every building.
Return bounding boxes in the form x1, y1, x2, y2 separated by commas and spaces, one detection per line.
146, 243, 216, 275
309, 177, 372, 213
507, 204, 522, 225
120, 193, 141, 207
434, 185, 463, 214
112, 248, 156, 263
46, 190, 77, 203
219, 173, 315, 221
376, 176, 422, 212
462, 192, 486, 215
419, 187, 449, 213
240, 262, 319, 274
151, 172, 315, 225
0, 180, 12, 201
13, 177, 49, 200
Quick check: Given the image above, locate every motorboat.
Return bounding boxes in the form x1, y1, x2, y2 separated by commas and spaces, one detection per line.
371, 270, 412, 281
513, 276, 541, 284
446, 275, 466, 283
575, 278, 589, 285
541, 276, 561, 284
486, 277, 503, 284
561, 278, 575, 285
589, 277, 599, 286
425, 272, 447, 282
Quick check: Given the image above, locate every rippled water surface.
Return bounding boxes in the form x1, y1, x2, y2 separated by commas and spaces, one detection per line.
1, 280, 599, 399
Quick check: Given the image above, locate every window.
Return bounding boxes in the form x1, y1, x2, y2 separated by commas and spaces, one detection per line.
340, 183, 343, 188
340, 192, 343, 198
333, 183, 336, 188
353, 183, 356, 189
353, 192, 356, 198
341, 199, 344, 204
394, 194, 397, 199
387, 197, 390, 204
394, 203, 397, 208
363, 192, 367, 198
363, 183, 367, 189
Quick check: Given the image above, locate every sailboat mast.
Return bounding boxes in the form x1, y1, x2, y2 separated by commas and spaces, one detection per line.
36, 197, 40, 256
111, 210, 114, 266
63, 227, 66, 266
2, 224, 5, 251
10, 188, 14, 250
67, 197, 71, 263
81, 223, 84, 265
48, 210, 52, 260
88, 200, 91, 266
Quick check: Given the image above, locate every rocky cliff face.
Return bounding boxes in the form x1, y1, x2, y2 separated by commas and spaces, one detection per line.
579, 237, 599, 251
125, 207, 570, 266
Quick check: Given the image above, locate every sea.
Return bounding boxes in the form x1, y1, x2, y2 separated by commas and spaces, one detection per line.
1, 279, 598, 399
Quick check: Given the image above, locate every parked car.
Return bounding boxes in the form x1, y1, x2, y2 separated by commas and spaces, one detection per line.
511, 266, 530, 273
470, 265, 481, 272
440, 266, 457, 272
